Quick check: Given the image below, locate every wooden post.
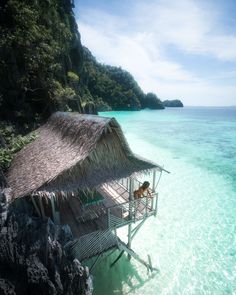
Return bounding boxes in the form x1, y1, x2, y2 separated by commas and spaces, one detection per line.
128, 177, 134, 259
155, 193, 158, 217
152, 170, 156, 192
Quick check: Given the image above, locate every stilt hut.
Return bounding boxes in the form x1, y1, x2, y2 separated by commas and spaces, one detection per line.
7, 112, 168, 271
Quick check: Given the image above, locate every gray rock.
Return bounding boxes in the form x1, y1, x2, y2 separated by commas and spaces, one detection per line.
0, 206, 93, 295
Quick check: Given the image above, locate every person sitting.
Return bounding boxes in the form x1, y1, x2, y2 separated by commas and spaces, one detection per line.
133, 181, 152, 199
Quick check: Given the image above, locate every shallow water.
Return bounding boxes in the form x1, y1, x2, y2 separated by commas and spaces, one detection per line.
90, 107, 236, 295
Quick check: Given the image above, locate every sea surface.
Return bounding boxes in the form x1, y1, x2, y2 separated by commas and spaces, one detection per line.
91, 107, 236, 295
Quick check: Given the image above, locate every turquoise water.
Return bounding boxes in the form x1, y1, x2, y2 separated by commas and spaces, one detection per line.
92, 107, 236, 295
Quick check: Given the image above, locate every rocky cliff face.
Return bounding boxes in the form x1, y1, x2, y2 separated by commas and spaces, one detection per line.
0, 0, 167, 129
0, 0, 85, 128
80, 47, 145, 111
0, 192, 93, 295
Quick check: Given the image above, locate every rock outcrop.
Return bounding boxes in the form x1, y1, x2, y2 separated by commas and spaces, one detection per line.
143, 92, 164, 109
0, 192, 93, 295
163, 99, 184, 107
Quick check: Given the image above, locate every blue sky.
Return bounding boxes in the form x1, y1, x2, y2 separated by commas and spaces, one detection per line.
75, 0, 236, 106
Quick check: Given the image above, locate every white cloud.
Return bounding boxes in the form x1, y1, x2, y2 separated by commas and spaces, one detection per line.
142, 79, 236, 106
78, 19, 196, 83
133, 0, 236, 61
77, 0, 236, 105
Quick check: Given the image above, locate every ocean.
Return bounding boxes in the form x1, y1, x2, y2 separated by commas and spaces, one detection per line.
91, 107, 236, 295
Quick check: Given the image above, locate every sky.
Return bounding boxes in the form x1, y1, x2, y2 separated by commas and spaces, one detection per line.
74, 0, 236, 106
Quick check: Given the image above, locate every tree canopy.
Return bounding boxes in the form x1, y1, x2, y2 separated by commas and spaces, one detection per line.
80, 47, 145, 111
0, 0, 83, 126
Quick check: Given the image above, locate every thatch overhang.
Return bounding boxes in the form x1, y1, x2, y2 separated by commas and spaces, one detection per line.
7, 112, 164, 199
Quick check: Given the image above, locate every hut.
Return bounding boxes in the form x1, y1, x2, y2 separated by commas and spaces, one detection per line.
7, 112, 168, 271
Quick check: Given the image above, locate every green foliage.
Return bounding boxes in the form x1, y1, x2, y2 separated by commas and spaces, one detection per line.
1, 0, 71, 87
0, 0, 82, 124
95, 97, 112, 112
81, 47, 165, 111
143, 92, 164, 109
0, 0, 165, 131
0, 122, 37, 171
50, 80, 76, 104
67, 71, 80, 82
81, 47, 144, 111
80, 87, 94, 106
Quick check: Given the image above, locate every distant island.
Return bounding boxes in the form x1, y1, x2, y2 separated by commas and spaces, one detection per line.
163, 100, 184, 107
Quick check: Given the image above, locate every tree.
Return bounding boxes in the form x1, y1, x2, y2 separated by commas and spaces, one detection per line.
143, 92, 164, 109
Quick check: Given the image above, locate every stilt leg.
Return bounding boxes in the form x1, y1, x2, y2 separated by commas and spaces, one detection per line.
110, 250, 124, 268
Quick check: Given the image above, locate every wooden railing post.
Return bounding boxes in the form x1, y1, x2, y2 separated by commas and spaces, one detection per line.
151, 195, 154, 210
134, 199, 136, 223
128, 177, 134, 259
155, 193, 158, 217
152, 170, 156, 192
107, 208, 110, 228
146, 196, 148, 216
129, 177, 134, 220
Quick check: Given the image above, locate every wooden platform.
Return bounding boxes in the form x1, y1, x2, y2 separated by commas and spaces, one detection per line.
68, 229, 119, 261
60, 180, 157, 239
60, 179, 158, 267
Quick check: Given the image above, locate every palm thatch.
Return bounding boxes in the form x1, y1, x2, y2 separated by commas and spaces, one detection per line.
7, 112, 164, 199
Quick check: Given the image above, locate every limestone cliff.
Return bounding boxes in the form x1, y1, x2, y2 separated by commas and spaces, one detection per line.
0, 192, 93, 295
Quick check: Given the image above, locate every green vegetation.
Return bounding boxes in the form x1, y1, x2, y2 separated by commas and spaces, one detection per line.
0, 0, 168, 175
67, 71, 80, 83
0, 122, 37, 171
80, 48, 143, 111
0, 0, 83, 126
81, 47, 164, 111
0, 0, 165, 130
143, 92, 164, 110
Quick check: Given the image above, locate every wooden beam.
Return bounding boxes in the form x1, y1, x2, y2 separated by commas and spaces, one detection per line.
118, 241, 158, 273
90, 254, 102, 272
110, 250, 124, 268
131, 218, 146, 240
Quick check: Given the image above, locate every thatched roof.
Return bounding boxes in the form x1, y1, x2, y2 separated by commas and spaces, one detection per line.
7, 112, 164, 199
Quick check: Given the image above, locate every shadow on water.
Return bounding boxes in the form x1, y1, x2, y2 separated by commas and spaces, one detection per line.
85, 250, 159, 295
